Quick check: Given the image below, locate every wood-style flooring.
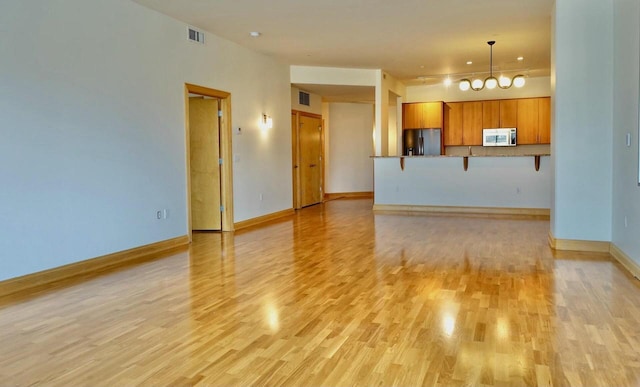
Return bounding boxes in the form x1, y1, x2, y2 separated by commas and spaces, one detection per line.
1, 199, 640, 386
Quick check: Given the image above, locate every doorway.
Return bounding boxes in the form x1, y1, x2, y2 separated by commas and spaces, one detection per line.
184, 84, 234, 238
291, 110, 324, 208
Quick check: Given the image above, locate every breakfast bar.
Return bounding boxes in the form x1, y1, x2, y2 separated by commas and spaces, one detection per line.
373, 155, 551, 217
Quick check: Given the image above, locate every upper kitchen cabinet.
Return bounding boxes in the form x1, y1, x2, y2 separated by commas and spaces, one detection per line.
517, 97, 550, 144
402, 103, 421, 129
462, 102, 483, 146
499, 99, 518, 128
482, 100, 500, 128
537, 97, 551, 144
444, 102, 463, 146
425, 102, 443, 128
443, 97, 551, 147
517, 98, 538, 144
444, 102, 482, 146
402, 102, 443, 129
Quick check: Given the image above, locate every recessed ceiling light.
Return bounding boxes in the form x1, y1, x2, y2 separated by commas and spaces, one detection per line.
517, 56, 524, 61
250, 31, 261, 37
466, 61, 473, 65
443, 78, 452, 87
420, 65, 425, 69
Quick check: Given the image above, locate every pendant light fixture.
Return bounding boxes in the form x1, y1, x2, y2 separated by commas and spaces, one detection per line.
459, 41, 526, 91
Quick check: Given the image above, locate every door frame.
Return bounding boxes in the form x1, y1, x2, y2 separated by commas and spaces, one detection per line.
185, 83, 234, 240
291, 110, 324, 209
291, 112, 301, 209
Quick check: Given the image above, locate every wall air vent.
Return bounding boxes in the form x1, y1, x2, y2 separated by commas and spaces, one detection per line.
299, 91, 310, 106
188, 27, 205, 44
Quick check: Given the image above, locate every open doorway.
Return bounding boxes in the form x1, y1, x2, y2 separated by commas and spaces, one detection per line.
184, 84, 234, 239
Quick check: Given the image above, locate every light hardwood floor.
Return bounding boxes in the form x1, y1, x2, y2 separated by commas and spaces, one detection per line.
1, 199, 640, 386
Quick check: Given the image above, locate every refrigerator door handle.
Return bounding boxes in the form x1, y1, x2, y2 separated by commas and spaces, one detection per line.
419, 136, 424, 155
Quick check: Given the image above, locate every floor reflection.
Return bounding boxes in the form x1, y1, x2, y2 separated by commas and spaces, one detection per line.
3, 199, 640, 386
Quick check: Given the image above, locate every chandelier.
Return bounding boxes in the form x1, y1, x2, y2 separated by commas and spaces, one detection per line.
459, 41, 526, 91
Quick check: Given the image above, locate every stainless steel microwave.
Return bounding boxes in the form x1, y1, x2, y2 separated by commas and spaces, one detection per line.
483, 128, 517, 146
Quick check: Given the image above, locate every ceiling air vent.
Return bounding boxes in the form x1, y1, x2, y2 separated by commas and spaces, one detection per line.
188, 27, 205, 44
299, 91, 310, 106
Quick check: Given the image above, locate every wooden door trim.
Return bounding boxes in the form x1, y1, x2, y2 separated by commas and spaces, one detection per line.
291, 112, 300, 209
185, 84, 234, 239
293, 110, 322, 119
186, 83, 230, 99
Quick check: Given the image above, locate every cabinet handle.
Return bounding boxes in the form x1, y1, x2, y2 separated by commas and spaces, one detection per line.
309, 164, 316, 167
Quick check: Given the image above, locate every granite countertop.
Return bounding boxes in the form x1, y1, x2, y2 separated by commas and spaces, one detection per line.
370, 154, 551, 158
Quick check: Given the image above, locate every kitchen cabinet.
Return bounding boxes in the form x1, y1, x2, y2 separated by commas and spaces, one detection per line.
516, 97, 550, 144
444, 102, 463, 145
482, 100, 500, 128
499, 99, 518, 128
443, 97, 550, 147
537, 97, 551, 144
402, 103, 421, 129
444, 102, 482, 146
402, 102, 443, 129
517, 98, 538, 144
462, 102, 483, 145
425, 102, 443, 128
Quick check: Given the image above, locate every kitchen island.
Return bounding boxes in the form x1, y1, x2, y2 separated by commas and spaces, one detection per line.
373, 155, 551, 218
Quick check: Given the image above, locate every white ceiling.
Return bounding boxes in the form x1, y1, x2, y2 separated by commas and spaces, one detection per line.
133, 0, 552, 100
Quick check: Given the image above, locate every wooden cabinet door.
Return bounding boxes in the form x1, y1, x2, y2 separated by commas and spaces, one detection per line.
517, 98, 539, 145
462, 102, 483, 145
425, 102, 443, 128
482, 100, 500, 128
444, 102, 463, 146
537, 97, 551, 144
500, 99, 518, 128
402, 103, 422, 129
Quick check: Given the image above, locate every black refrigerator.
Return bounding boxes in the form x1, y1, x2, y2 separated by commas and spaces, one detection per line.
403, 128, 441, 156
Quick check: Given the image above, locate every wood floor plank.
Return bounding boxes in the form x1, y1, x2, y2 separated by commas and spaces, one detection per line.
1, 199, 640, 386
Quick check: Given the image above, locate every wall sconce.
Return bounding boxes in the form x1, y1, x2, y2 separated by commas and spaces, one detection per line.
262, 114, 273, 130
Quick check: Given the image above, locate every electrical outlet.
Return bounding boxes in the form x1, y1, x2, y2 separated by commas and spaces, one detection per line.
156, 210, 162, 220
259, 193, 263, 201
516, 187, 521, 194
625, 216, 628, 228
163, 209, 169, 219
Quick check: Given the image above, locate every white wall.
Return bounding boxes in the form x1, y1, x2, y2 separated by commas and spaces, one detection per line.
290, 66, 377, 86
374, 71, 407, 156
406, 76, 551, 103
291, 86, 322, 115
612, 0, 640, 262
374, 157, 551, 209
0, 0, 292, 281
326, 103, 374, 193
388, 93, 399, 156
551, 0, 613, 242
